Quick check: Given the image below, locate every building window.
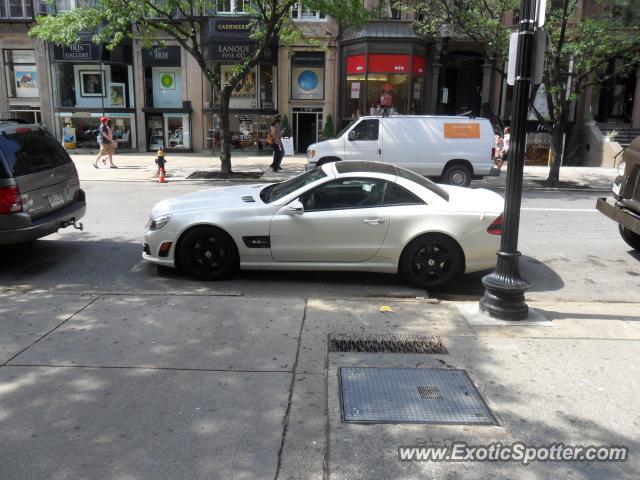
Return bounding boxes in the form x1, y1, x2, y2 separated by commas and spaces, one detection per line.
3, 50, 38, 99
0, 0, 34, 19
291, 3, 326, 21
55, 0, 97, 11
216, 0, 247, 13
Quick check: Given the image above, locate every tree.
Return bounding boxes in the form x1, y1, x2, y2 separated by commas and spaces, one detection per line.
30, 0, 367, 176
408, 0, 640, 185
322, 113, 334, 138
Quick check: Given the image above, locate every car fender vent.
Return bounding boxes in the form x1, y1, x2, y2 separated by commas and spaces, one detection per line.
328, 333, 447, 354
242, 195, 256, 202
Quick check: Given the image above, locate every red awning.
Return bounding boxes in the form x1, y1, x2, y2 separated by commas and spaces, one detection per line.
346, 55, 366, 75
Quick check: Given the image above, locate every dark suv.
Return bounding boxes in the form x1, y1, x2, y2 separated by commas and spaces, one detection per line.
597, 136, 640, 250
0, 120, 86, 245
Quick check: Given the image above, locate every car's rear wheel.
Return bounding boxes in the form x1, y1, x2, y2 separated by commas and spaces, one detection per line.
399, 234, 463, 288
442, 163, 472, 187
178, 226, 239, 281
619, 225, 640, 251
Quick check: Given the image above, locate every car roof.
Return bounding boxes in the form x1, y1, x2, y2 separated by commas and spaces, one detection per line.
334, 161, 397, 176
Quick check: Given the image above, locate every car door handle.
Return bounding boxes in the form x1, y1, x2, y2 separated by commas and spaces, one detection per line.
364, 218, 385, 225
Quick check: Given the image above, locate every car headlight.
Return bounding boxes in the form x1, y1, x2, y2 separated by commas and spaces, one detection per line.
307, 149, 316, 160
148, 214, 172, 231
618, 159, 626, 177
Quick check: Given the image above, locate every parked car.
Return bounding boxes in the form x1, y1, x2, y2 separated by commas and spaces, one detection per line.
143, 161, 504, 288
0, 120, 86, 245
596, 136, 640, 250
305, 116, 498, 187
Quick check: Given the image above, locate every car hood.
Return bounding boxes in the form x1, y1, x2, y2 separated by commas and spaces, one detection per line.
440, 186, 504, 214
151, 184, 267, 215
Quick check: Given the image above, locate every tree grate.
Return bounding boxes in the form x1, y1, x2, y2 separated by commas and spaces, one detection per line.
328, 333, 447, 354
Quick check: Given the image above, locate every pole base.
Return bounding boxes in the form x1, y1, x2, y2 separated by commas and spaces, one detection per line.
479, 251, 530, 321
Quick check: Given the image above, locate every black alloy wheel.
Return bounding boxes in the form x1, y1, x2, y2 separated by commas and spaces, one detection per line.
178, 227, 239, 280
400, 234, 463, 288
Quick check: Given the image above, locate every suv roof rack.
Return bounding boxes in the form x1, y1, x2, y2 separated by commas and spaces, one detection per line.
0, 118, 31, 124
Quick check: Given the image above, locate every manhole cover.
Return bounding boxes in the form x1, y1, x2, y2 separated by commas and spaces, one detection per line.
328, 333, 447, 354
340, 367, 498, 425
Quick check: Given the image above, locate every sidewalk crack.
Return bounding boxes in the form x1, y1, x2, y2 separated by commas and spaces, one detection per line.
2, 296, 101, 367
274, 298, 308, 480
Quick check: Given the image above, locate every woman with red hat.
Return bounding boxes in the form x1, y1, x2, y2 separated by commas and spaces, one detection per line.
93, 116, 117, 168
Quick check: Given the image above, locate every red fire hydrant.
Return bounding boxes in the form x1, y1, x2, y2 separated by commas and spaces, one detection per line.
155, 148, 167, 183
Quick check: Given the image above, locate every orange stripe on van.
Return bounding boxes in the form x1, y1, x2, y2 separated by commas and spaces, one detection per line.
444, 123, 480, 139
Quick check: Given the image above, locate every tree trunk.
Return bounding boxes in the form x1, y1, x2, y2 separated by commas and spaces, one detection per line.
219, 86, 233, 177
545, 115, 568, 186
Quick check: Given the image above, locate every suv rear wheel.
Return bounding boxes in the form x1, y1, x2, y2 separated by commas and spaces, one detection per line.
619, 225, 640, 251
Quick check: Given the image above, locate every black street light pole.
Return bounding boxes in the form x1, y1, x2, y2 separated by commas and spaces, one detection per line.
479, 0, 538, 320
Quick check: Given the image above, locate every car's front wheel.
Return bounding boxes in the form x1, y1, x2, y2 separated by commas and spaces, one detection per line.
178, 226, 239, 281
619, 225, 640, 251
399, 234, 463, 288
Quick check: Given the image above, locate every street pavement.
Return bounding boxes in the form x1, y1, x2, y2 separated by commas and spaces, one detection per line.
71, 151, 619, 191
1, 153, 639, 479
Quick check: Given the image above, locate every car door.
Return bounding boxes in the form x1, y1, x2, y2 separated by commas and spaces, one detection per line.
270, 177, 390, 262
344, 119, 382, 161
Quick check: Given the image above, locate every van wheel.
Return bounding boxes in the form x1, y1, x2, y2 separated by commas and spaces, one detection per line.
619, 225, 640, 251
442, 164, 472, 187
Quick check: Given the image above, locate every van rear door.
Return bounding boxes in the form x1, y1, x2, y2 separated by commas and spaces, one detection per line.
344, 119, 382, 161
0, 128, 80, 220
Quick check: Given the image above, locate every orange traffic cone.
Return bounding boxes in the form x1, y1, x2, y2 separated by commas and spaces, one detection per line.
158, 167, 166, 183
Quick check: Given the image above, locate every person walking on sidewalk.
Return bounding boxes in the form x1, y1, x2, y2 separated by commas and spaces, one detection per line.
269, 116, 284, 172
495, 127, 510, 172
93, 117, 118, 169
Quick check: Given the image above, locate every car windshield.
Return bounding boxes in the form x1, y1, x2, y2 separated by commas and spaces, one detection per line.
260, 168, 327, 203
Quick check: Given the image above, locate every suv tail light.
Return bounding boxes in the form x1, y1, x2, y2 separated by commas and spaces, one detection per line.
0, 185, 23, 214
487, 213, 503, 235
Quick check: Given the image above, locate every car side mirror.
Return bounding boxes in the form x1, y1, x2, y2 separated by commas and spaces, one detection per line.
288, 200, 304, 215
348, 131, 356, 142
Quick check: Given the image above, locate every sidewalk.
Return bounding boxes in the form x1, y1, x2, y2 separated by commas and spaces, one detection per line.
72, 151, 617, 191
1, 291, 638, 479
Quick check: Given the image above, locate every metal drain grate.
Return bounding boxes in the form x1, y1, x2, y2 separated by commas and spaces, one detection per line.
417, 385, 442, 400
340, 367, 498, 425
328, 333, 447, 354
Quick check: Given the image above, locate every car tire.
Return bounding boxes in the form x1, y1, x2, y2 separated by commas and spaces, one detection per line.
442, 164, 472, 187
178, 226, 239, 281
399, 234, 464, 288
619, 225, 640, 251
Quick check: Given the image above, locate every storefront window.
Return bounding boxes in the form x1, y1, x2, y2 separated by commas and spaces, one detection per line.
145, 66, 182, 108
205, 113, 273, 152
52, 63, 132, 108
260, 66, 276, 109
57, 113, 133, 149
3, 50, 37, 98
410, 75, 423, 114
346, 75, 365, 118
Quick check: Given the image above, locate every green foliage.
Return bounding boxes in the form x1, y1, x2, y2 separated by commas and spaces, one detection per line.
281, 114, 291, 137
322, 113, 334, 138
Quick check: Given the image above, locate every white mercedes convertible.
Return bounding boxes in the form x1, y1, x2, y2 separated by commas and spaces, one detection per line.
143, 161, 504, 288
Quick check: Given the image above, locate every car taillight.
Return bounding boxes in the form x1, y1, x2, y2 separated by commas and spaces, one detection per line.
0, 185, 23, 214
487, 213, 503, 235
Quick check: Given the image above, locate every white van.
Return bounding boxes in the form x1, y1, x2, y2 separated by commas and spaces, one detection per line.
306, 115, 498, 187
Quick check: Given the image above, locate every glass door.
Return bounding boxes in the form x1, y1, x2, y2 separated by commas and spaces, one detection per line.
163, 113, 190, 150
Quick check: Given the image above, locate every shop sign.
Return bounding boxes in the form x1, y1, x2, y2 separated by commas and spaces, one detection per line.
61, 44, 92, 60
142, 47, 181, 66
350, 82, 361, 99
206, 41, 277, 64
346, 55, 366, 75
215, 19, 253, 34
239, 115, 253, 142
292, 52, 325, 67
368, 54, 410, 74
